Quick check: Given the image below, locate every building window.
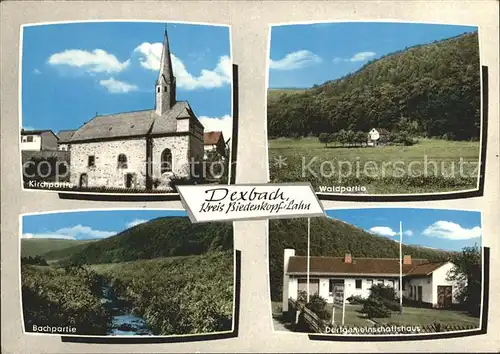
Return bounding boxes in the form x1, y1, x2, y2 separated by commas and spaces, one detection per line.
88, 155, 95, 167
26, 136, 33, 142
157, 87, 160, 93
355, 279, 362, 289
164, 86, 167, 92
409, 285, 413, 297
366, 279, 373, 289
161, 148, 172, 173
402, 281, 406, 291
117, 154, 128, 169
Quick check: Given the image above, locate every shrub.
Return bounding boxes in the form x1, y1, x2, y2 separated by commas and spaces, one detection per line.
305, 294, 331, 320
360, 298, 391, 318
346, 295, 364, 305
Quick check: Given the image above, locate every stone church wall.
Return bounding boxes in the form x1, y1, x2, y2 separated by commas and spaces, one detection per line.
151, 135, 190, 189
70, 138, 147, 189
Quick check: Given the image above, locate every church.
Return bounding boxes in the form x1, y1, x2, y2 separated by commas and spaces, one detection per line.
67, 30, 205, 191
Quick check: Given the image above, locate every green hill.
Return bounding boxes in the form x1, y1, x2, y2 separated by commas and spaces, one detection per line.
62, 217, 233, 265
269, 217, 453, 301
21, 238, 95, 258
267, 31, 480, 140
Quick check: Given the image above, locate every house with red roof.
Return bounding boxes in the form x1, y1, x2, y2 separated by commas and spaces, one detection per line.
283, 248, 461, 311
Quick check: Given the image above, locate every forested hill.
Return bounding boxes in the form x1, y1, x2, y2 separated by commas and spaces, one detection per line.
62, 217, 233, 265
269, 217, 453, 301
267, 31, 480, 141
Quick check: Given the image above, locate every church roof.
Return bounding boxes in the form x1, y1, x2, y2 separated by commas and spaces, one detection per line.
57, 130, 77, 143
69, 102, 200, 142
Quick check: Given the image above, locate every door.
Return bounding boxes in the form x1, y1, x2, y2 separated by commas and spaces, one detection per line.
437, 286, 453, 308
417, 286, 423, 302
79, 173, 88, 188
125, 173, 135, 188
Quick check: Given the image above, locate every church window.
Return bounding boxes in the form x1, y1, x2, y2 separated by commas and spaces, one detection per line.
88, 155, 95, 167
117, 154, 128, 169
161, 148, 173, 173
164, 86, 167, 92
157, 87, 160, 93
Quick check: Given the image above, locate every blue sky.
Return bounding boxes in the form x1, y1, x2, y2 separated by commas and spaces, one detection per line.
269, 22, 478, 88
22, 22, 233, 139
22, 209, 187, 240
325, 208, 481, 252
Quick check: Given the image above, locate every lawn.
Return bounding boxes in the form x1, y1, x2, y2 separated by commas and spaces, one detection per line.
325, 303, 479, 327
268, 137, 480, 194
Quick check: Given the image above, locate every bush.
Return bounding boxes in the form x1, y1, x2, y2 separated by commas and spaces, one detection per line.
346, 295, 364, 305
305, 294, 331, 320
360, 298, 391, 318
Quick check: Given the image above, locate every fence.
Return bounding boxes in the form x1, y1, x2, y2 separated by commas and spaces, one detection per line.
289, 299, 328, 333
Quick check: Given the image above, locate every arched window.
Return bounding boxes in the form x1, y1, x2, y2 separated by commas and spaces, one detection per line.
118, 154, 128, 169
161, 148, 172, 174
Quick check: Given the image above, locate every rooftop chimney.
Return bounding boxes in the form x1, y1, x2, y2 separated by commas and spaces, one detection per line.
344, 253, 352, 264
403, 255, 412, 265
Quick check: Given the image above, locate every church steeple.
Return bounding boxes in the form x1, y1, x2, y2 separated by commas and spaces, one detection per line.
155, 28, 176, 115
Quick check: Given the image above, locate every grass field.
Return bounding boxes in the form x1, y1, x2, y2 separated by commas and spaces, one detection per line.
326, 304, 479, 327
21, 238, 96, 259
268, 137, 480, 194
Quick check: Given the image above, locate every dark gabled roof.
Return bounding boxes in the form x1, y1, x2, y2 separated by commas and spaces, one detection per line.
57, 130, 77, 143
21, 129, 55, 135
405, 261, 449, 277
287, 256, 431, 276
69, 101, 203, 142
375, 128, 390, 134
204, 131, 224, 145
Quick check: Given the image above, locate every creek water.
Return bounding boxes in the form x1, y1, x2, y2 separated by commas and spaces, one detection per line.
101, 284, 153, 336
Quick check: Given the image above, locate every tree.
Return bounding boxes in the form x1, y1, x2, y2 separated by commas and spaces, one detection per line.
318, 133, 332, 148
447, 245, 482, 316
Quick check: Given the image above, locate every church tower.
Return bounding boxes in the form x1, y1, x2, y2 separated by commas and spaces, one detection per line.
155, 29, 176, 115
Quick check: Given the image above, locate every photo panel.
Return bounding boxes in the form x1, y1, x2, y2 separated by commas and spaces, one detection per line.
269, 208, 487, 339
20, 21, 236, 199
266, 22, 486, 200
20, 209, 238, 341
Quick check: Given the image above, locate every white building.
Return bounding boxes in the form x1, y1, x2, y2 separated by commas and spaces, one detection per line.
57, 130, 76, 151
20, 130, 58, 151
65, 30, 204, 190
283, 249, 461, 311
367, 128, 390, 146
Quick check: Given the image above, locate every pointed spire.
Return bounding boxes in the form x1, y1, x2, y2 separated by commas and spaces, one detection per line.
157, 25, 174, 84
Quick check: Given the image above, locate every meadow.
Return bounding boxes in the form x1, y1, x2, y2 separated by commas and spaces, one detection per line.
268, 137, 480, 194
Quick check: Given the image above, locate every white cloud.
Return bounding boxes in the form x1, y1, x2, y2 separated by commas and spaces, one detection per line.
133, 42, 231, 90
126, 219, 147, 228
369, 226, 397, 237
349, 51, 376, 62
33, 68, 41, 74
48, 49, 130, 73
404, 230, 414, 237
422, 221, 481, 240
269, 50, 322, 71
333, 51, 377, 64
22, 225, 116, 240
198, 114, 232, 141
99, 77, 138, 93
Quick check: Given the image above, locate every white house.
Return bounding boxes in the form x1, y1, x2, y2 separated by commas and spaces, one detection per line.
367, 128, 390, 146
20, 130, 59, 151
203, 131, 227, 159
283, 249, 461, 312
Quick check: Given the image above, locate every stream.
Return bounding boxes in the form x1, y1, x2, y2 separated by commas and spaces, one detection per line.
101, 284, 153, 336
